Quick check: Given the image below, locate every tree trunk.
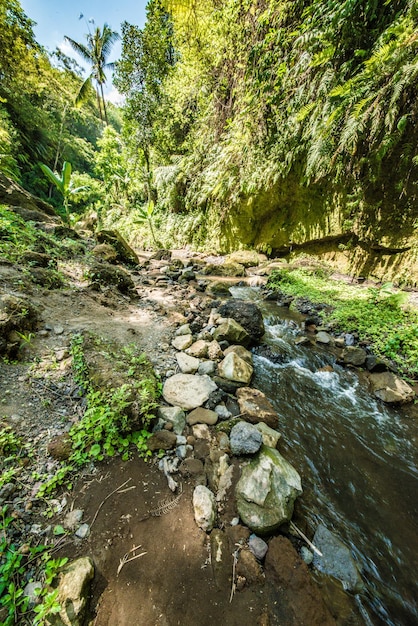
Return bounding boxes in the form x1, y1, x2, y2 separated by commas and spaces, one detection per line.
100, 82, 108, 125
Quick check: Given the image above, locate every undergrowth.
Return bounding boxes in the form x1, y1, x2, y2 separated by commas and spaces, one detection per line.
267, 268, 418, 378
0, 205, 85, 264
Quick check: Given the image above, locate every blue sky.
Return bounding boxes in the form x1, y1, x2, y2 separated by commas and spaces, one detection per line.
19, 0, 149, 101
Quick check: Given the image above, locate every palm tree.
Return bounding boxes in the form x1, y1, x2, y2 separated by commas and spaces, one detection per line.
65, 23, 120, 124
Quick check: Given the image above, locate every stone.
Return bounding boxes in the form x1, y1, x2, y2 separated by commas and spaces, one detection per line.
236, 387, 279, 429
176, 352, 200, 374
228, 250, 260, 267
254, 422, 281, 448
186, 340, 209, 358
236, 446, 302, 534
265, 537, 335, 626
193, 485, 216, 531
23, 581, 42, 607
179, 458, 205, 477
339, 346, 367, 366
198, 360, 216, 376
230, 421, 263, 455
175, 323, 191, 336
96, 229, 139, 265
89, 262, 135, 294
187, 407, 218, 426
147, 430, 177, 451
300, 546, 314, 565
218, 352, 253, 384
312, 524, 364, 593
163, 373, 217, 410
207, 340, 224, 361
218, 300, 265, 342
202, 261, 246, 277
92, 243, 118, 263
172, 334, 193, 351
55, 557, 94, 626
192, 423, 211, 440
63, 509, 84, 530
75, 523, 90, 539
249, 534, 269, 560
215, 403, 231, 420
205, 281, 232, 296
47, 434, 72, 461
224, 344, 253, 364
157, 406, 186, 435
236, 548, 265, 585
214, 318, 250, 346
369, 371, 415, 404
316, 331, 333, 344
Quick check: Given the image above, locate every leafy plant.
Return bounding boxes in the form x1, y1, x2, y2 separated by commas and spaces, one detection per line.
134, 200, 159, 247
39, 161, 87, 224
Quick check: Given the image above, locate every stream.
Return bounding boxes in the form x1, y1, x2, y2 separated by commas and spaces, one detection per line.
231, 287, 418, 626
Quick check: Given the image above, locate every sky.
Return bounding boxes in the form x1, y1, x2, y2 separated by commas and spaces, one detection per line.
19, 0, 149, 102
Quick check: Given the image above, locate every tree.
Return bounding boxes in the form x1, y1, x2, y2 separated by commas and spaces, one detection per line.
65, 23, 120, 124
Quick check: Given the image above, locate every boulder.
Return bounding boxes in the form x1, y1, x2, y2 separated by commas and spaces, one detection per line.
92, 243, 118, 263
0, 172, 57, 217
205, 281, 232, 296
176, 352, 200, 374
207, 340, 224, 361
193, 485, 216, 531
218, 300, 265, 342
172, 334, 193, 351
218, 352, 253, 384
312, 524, 364, 593
163, 373, 217, 410
224, 344, 253, 364
147, 430, 177, 451
187, 407, 218, 426
227, 250, 261, 267
230, 421, 263, 455
89, 262, 135, 294
213, 318, 250, 346
236, 387, 279, 429
54, 557, 94, 626
186, 340, 209, 358
316, 331, 333, 344
236, 446, 302, 534
339, 346, 367, 366
254, 422, 281, 448
369, 371, 415, 404
248, 534, 268, 560
202, 261, 246, 277
96, 229, 139, 266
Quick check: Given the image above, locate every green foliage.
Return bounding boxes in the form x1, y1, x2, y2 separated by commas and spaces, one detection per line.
267, 267, 418, 377
0, 205, 86, 263
39, 161, 88, 223
0, 506, 66, 626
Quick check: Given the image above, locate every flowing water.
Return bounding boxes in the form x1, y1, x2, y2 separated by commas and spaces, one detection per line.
231, 287, 418, 626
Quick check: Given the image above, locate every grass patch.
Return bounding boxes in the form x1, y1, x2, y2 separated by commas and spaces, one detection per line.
267, 268, 418, 378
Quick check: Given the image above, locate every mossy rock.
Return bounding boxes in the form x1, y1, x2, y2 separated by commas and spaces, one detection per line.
89, 262, 136, 295
96, 230, 139, 266
201, 261, 246, 277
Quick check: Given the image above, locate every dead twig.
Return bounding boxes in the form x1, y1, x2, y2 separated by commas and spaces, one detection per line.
229, 543, 243, 603
290, 521, 323, 557
90, 478, 132, 528
117, 544, 147, 576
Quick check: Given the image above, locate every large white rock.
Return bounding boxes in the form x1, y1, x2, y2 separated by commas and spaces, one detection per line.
218, 352, 253, 384
55, 557, 94, 626
369, 371, 415, 404
236, 446, 302, 534
163, 373, 217, 410
176, 352, 200, 374
193, 485, 216, 531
